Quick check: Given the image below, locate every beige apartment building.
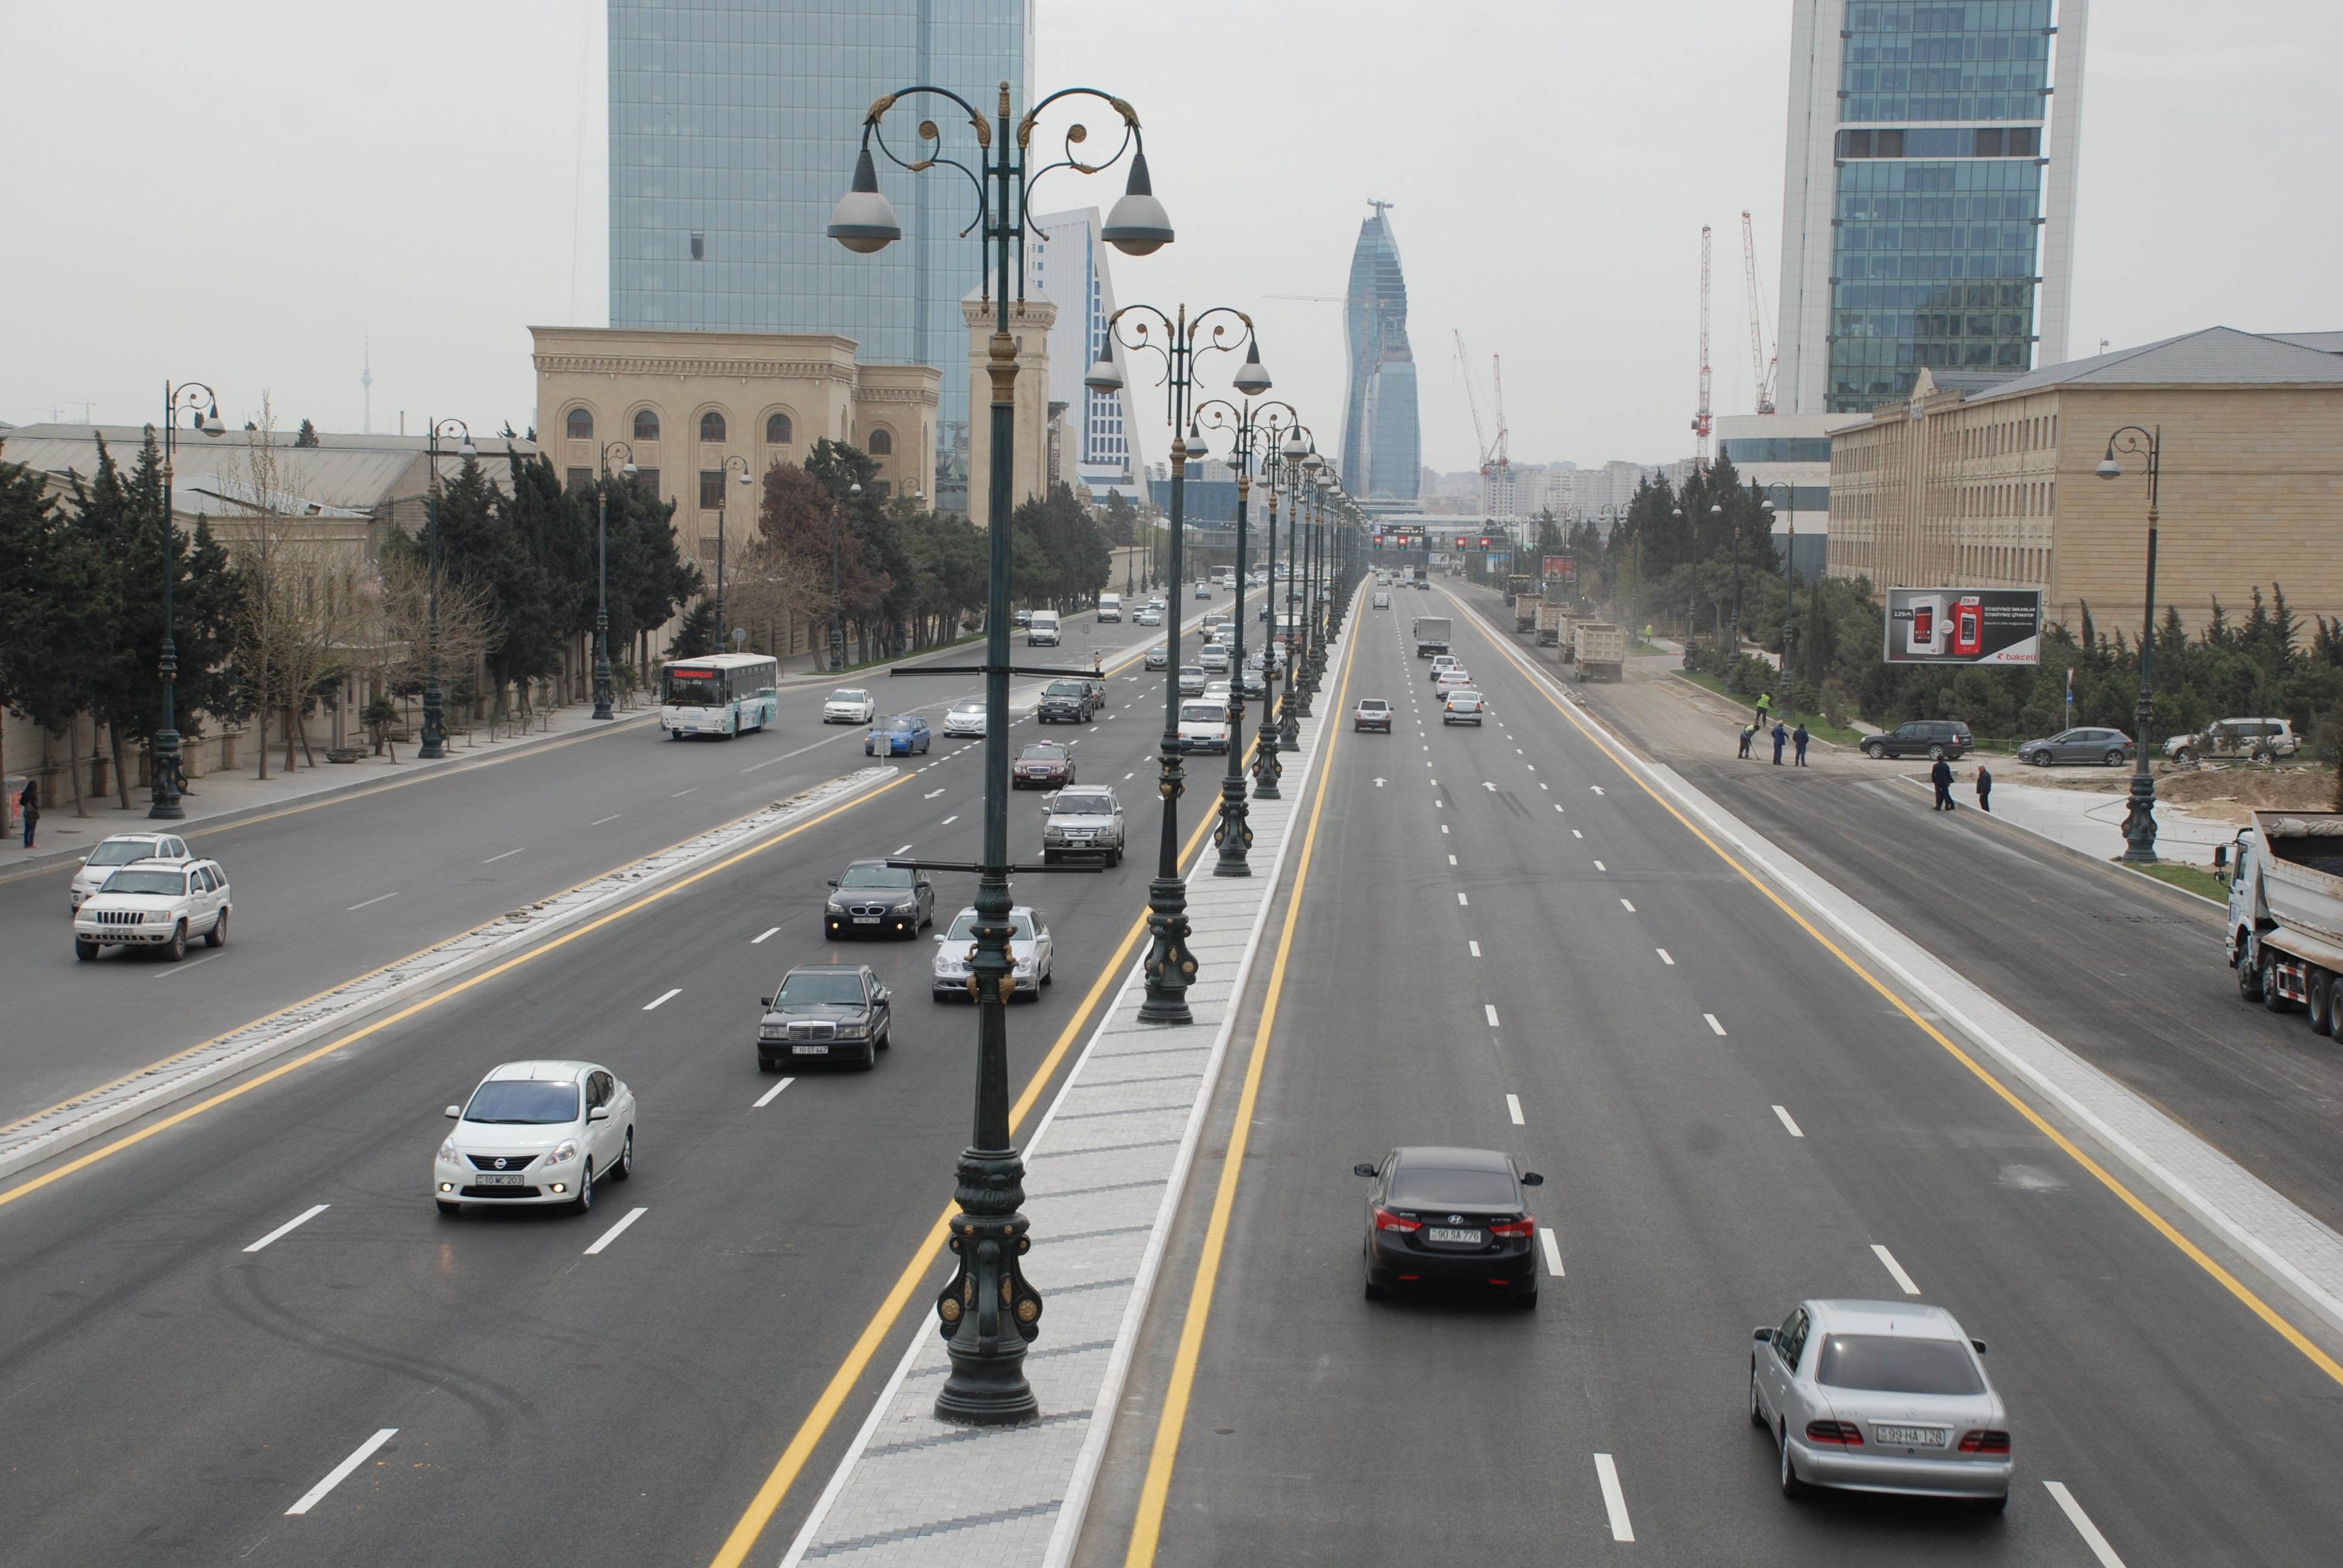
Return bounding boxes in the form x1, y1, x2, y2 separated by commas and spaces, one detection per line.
1827, 327, 2343, 636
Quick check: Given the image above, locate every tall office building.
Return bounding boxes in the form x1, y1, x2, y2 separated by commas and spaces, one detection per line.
1339, 201, 1421, 505
1774, 1, 2089, 414
1027, 208, 1141, 500
608, 1, 1034, 512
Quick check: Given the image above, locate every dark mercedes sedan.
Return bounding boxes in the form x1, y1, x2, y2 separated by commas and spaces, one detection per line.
757, 964, 891, 1071
1355, 1145, 1544, 1306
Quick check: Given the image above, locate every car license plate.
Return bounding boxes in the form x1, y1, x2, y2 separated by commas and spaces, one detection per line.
1425, 1227, 1483, 1244
1871, 1425, 1948, 1448
853, 916, 880, 924
791, 1044, 830, 1055
476, 1172, 526, 1186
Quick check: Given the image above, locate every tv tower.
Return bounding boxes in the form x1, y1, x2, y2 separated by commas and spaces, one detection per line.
361, 333, 373, 434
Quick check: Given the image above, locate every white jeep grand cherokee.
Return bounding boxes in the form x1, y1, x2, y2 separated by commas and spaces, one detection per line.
73, 858, 232, 962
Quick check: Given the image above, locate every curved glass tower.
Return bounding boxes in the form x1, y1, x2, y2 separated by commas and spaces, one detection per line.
1339, 202, 1420, 504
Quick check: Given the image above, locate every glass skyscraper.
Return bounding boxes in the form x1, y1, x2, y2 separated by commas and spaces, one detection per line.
1773, 0, 2088, 414
608, 1, 1034, 510
1338, 203, 1420, 505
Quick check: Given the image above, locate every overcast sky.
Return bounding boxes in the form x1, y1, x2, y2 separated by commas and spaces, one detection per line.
4, 1, 2336, 477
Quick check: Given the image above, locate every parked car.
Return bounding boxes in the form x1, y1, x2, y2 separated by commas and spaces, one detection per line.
1355, 1146, 1544, 1306
73, 858, 232, 962
757, 964, 890, 1071
1145, 644, 1169, 670
1043, 785, 1125, 865
1012, 741, 1075, 789
865, 714, 933, 756
68, 831, 193, 912
2016, 727, 2134, 767
2164, 717, 2299, 764
1443, 689, 1487, 725
822, 859, 935, 938
823, 687, 877, 725
433, 1059, 634, 1215
1037, 679, 1096, 724
1860, 719, 1973, 761
1752, 1299, 2010, 1509
1354, 698, 1393, 733
931, 904, 1054, 999
942, 699, 988, 737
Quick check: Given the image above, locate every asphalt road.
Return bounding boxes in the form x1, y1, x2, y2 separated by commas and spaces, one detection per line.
0, 584, 1279, 1565
0, 588, 1257, 1132
1120, 587, 2343, 1566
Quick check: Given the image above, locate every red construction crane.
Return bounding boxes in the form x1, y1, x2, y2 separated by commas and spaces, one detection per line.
1740, 211, 1777, 415
1691, 225, 1713, 463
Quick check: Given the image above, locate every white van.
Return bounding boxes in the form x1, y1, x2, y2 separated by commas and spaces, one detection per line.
1027, 610, 1061, 646
1178, 700, 1231, 754
1096, 593, 1122, 623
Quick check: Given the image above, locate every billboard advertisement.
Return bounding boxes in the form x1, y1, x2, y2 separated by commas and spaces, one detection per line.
1884, 587, 2041, 665
1542, 555, 1576, 581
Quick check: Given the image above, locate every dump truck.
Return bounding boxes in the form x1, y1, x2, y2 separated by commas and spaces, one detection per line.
1506, 573, 1535, 607
2220, 811, 2343, 1029
1573, 621, 1625, 681
1412, 615, 1452, 658
1535, 601, 1568, 648
1513, 590, 1541, 633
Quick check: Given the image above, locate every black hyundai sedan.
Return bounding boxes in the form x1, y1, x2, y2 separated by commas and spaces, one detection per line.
1355, 1146, 1544, 1306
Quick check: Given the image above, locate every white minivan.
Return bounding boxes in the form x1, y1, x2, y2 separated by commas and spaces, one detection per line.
1096, 593, 1122, 623
1027, 609, 1061, 646
1178, 701, 1231, 754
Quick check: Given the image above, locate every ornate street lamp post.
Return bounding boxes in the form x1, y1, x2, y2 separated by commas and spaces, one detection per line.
1278, 448, 1319, 749
715, 455, 755, 651
1086, 302, 1260, 1018
593, 440, 639, 720
1251, 425, 1311, 795
1192, 377, 1291, 874
420, 419, 477, 760
2097, 425, 2163, 864
829, 77, 1172, 1425
828, 480, 860, 671
148, 381, 225, 819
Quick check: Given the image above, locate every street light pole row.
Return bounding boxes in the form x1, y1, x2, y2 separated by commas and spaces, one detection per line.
148, 381, 226, 820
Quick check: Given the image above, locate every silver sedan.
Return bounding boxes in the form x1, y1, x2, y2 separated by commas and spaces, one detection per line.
1752, 1299, 2012, 1509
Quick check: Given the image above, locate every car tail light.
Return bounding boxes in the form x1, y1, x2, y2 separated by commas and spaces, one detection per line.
1372, 1207, 1420, 1233
1958, 1430, 2010, 1454
1489, 1217, 1535, 1237
1805, 1421, 1863, 1446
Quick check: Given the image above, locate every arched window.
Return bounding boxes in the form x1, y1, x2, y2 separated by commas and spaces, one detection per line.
765, 411, 793, 445
633, 408, 661, 441
867, 427, 893, 456
565, 407, 594, 440
699, 411, 726, 443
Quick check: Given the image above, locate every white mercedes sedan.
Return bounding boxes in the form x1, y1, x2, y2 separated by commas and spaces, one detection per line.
434, 1060, 636, 1216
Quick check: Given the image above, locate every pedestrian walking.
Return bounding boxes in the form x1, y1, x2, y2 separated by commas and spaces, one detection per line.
1792, 722, 1810, 766
16, 778, 38, 848
1975, 762, 1993, 813
1738, 724, 1755, 759
1930, 757, 1956, 811
1771, 720, 1789, 765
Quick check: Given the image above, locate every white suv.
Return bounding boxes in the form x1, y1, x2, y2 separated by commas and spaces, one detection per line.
70, 832, 193, 912
73, 858, 232, 962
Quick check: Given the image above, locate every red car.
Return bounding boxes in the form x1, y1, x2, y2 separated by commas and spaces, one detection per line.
1354, 698, 1393, 733
1013, 742, 1075, 789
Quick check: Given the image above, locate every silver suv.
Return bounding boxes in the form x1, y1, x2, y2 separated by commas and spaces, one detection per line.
1042, 785, 1125, 865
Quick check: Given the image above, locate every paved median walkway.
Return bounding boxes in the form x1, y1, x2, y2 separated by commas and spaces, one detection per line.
779, 626, 1351, 1568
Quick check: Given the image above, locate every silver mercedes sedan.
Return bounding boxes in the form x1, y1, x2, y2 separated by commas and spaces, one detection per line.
1751, 1299, 2012, 1509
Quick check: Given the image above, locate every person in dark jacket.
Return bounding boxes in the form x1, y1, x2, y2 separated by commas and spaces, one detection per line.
1792, 722, 1810, 766
1771, 720, 1789, 764
1975, 762, 1994, 812
16, 778, 38, 848
1930, 757, 1956, 811
1738, 724, 1755, 759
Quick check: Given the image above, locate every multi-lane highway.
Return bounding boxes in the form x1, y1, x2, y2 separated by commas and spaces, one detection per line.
1096, 584, 2343, 1566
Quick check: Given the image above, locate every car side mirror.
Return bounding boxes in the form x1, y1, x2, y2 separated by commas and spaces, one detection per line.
1352, 1163, 1378, 1178
760, 996, 774, 1009
827, 879, 840, 888
1519, 1171, 1544, 1186
1970, 1339, 1987, 1355
917, 879, 931, 891
2213, 844, 2228, 869
1753, 1327, 1774, 1342
874, 987, 890, 1004
445, 1105, 462, 1119
588, 1105, 611, 1122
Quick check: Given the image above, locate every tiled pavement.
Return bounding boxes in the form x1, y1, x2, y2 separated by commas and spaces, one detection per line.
779, 621, 1352, 1568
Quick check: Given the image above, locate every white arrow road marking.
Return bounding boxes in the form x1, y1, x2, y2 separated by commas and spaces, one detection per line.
1871, 1243, 1922, 1295
1589, 785, 1606, 795
1374, 777, 1387, 786
286, 1429, 398, 1515
925, 788, 946, 799
1483, 781, 1497, 791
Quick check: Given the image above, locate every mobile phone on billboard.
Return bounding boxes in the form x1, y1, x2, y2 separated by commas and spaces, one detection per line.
1907, 595, 1944, 656
1952, 596, 1983, 656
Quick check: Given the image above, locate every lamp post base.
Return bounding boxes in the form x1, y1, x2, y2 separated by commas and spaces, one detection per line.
146, 728, 185, 820
2120, 772, 2160, 864
1213, 769, 1252, 877
932, 1173, 1042, 1426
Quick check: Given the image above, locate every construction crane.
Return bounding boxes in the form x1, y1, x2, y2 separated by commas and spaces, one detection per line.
1740, 211, 1777, 415
1691, 224, 1713, 464
1452, 331, 1512, 514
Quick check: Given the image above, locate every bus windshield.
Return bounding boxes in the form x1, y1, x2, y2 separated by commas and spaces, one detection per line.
666, 669, 727, 707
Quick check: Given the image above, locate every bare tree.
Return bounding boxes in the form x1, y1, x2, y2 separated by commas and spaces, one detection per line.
721, 524, 829, 659
356, 551, 499, 751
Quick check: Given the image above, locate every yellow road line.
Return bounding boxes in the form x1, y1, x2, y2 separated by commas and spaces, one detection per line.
706, 737, 1259, 1568
0, 776, 909, 1211
1453, 596, 2343, 1391
1122, 622, 1355, 1567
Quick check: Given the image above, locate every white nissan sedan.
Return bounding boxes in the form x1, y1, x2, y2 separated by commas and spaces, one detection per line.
823, 688, 877, 725
433, 1060, 636, 1216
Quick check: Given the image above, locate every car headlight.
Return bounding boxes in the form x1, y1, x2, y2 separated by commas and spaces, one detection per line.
548, 1140, 579, 1165
759, 1023, 785, 1040
836, 1023, 867, 1040
1014, 958, 1034, 975
438, 1136, 461, 1164
892, 901, 917, 915
1044, 828, 1067, 843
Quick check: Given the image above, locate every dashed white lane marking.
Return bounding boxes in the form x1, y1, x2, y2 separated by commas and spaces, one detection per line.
1772, 1105, 1805, 1137
1539, 1227, 1567, 1276
285, 1428, 398, 1515
346, 892, 399, 911
1435, 799, 1444, 807
590, 813, 622, 826
1486, 1004, 1502, 1027
893, 843, 913, 854
643, 988, 681, 1011
1593, 1453, 1634, 1542
1572, 829, 1584, 838
1593, 860, 1607, 871
244, 1204, 330, 1253
1619, 898, 1636, 912
1469, 940, 1482, 956
1506, 1093, 1525, 1125
585, 1206, 649, 1256
1126, 772, 1135, 780
1871, 1243, 1922, 1295
1448, 854, 1458, 866
753, 1077, 796, 1108
752, 927, 781, 944
1457, 892, 1469, 906
1527, 765, 1536, 772
940, 815, 958, 826
1705, 1013, 1727, 1036
2045, 1482, 2128, 1566
670, 786, 700, 797
1440, 824, 1450, 834
481, 847, 526, 864
1656, 948, 1674, 965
